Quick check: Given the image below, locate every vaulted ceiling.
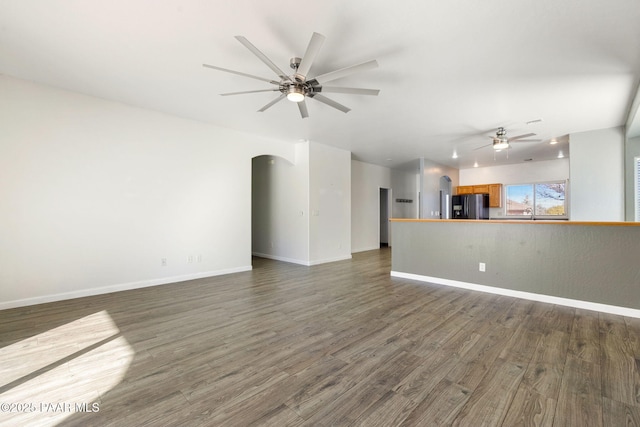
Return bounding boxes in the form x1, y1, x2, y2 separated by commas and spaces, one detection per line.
1, 1, 639, 169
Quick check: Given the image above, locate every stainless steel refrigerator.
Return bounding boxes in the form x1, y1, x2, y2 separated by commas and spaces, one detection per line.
451, 194, 489, 219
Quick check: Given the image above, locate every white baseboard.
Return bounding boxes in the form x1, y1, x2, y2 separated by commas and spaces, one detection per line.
252, 252, 352, 266
252, 252, 311, 266
391, 271, 640, 319
308, 255, 352, 266
0, 266, 253, 311
351, 246, 381, 253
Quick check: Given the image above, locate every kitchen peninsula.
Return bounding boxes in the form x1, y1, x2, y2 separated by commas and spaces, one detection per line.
390, 219, 640, 317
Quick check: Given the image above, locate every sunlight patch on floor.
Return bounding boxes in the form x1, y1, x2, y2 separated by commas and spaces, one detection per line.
0, 310, 134, 426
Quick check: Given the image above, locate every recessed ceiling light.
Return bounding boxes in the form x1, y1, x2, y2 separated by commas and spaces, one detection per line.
473, 161, 479, 168
452, 151, 458, 159
550, 139, 558, 145
558, 151, 564, 158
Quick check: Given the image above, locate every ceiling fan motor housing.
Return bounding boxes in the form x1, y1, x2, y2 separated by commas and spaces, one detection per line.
280, 81, 321, 100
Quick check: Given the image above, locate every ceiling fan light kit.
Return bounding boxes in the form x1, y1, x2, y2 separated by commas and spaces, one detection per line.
286, 86, 305, 102
493, 138, 510, 150
474, 127, 541, 152
203, 32, 379, 118
492, 127, 510, 150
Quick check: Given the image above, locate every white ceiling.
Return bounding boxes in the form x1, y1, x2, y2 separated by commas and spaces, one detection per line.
2, 0, 639, 170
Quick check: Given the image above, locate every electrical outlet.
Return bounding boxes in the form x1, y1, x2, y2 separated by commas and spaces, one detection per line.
188, 255, 194, 264
479, 262, 486, 272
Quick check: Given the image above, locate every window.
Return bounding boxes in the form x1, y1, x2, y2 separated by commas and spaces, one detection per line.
505, 181, 567, 219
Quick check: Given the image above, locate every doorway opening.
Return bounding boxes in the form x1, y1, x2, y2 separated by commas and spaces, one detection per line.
251, 154, 305, 266
380, 188, 391, 248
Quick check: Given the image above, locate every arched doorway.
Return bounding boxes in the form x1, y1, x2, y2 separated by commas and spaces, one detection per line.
251, 154, 308, 265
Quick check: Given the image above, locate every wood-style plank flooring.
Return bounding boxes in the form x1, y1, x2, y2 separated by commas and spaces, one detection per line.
1, 248, 640, 426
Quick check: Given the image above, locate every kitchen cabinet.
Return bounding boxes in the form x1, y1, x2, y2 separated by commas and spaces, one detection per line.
472, 184, 489, 194
456, 185, 474, 195
456, 183, 502, 208
488, 184, 502, 208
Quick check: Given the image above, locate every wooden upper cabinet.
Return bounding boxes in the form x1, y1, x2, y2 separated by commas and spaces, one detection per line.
455, 183, 502, 208
487, 183, 502, 208
456, 185, 474, 195
472, 184, 489, 194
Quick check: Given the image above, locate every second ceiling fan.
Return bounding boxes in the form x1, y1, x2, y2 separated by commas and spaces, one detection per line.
203, 32, 380, 118
475, 127, 540, 151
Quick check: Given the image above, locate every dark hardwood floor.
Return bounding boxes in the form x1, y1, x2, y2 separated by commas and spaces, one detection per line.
1, 248, 639, 426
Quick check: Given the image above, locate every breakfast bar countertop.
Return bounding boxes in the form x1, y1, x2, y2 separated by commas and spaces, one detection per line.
389, 218, 640, 226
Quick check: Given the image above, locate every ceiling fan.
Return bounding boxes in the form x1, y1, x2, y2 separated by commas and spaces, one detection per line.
203, 32, 380, 118
475, 127, 540, 151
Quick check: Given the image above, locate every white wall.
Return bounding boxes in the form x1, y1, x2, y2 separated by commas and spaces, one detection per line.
421, 159, 459, 219
351, 160, 391, 253
251, 146, 309, 264
308, 142, 352, 264
570, 127, 624, 221
252, 141, 352, 265
460, 158, 570, 185
460, 158, 570, 218
0, 75, 296, 309
625, 135, 640, 221
350, 160, 422, 252
391, 168, 419, 219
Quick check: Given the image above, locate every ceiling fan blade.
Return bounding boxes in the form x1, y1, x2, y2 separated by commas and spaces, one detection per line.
474, 143, 493, 150
312, 59, 378, 85
511, 139, 542, 143
295, 32, 326, 81
220, 89, 280, 96
203, 64, 279, 84
320, 86, 380, 96
258, 94, 286, 112
298, 99, 309, 118
235, 36, 290, 81
508, 133, 536, 141
310, 94, 351, 113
